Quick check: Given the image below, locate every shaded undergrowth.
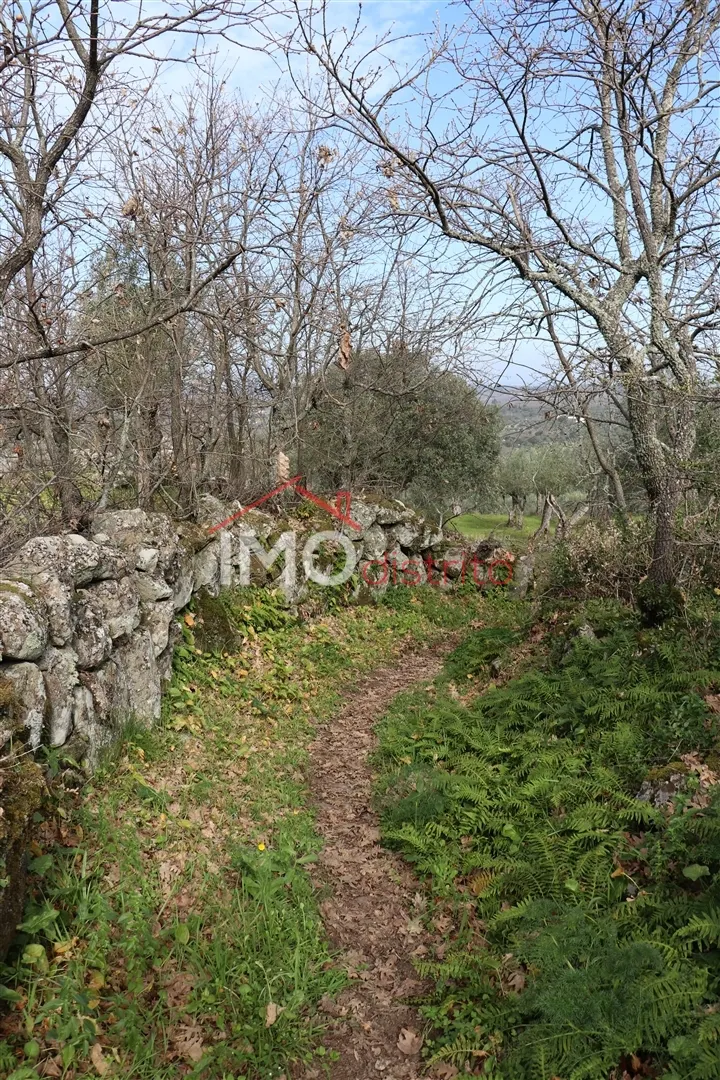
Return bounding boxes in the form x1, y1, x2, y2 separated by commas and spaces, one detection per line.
375, 596, 720, 1079
0, 584, 487, 1080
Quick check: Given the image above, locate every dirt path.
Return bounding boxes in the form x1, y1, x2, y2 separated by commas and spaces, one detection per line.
307, 644, 453, 1080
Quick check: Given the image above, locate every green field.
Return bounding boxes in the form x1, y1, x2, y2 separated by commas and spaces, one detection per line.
450, 511, 547, 545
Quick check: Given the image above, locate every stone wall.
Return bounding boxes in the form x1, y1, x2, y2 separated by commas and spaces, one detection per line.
0, 494, 476, 768
0, 491, 514, 956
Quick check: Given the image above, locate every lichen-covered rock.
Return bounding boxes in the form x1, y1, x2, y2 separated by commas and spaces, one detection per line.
636, 765, 688, 809
431, 544, 467, 580
8, 572, 72, 648
113, 630, 161, 723
398, 553, 428, 586
91, 509, 180, 577
141, 598, 176, 657
38, 646, 79, 746
510, 554, 534, 597
136, 545, 159, 573
391, 521, 421, 550
5, 534, 126, 586
194, 542, 221, 596
71, 598, 113, 669
196, 494, 229, 530
0, 580, 47, 660
371, 498, 414, 526
70, 684, 118, 768
134, 572, 172, 603
79, 662, 118, 725
78, 577, 140, 640
345, 499, 377, 537
156, 621, 181, 684
362, 524, 387, 561
0, 663, 46, 748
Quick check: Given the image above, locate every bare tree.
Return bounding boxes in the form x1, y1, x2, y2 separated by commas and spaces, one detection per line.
290, 0, 720, 584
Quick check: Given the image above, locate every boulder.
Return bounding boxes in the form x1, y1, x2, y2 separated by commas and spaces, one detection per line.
156, 621, 182, 684
196, 494, 229, 531
344, 499, 377, 537
431, 544, 467, 581
391, 521, 421, 550
141, 598, 176, 657
373, 500, 414, 526
136, 545, 160, 573
70, 684, 117, 769
80, 662, 119, 725
72, 598, 113, 669
0, 662, 47, 749
193, 542, 221, 596
5, 534, 126, 586
78, 577, 140, 640
91, 509, 181, 577
39, 646, 79, 746
14, 572, 72, 647
358, 558, 390, 596
0, 581, 47, 661
398, 554, 428, 586
113, 630, 161, 723
134, 572, 172, 603
509, 554, 535, 598
362, 524, 388, 561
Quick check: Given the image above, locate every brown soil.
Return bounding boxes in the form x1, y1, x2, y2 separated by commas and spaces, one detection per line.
306, 644, 455, 1080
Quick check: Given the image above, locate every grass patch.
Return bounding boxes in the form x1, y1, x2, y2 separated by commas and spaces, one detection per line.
0, 584, 487, 1080
375, 596, 720, 1079
451, 512, 548, 547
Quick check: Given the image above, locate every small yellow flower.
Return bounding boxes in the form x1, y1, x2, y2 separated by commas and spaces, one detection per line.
257, 842, 266, 851
714, 588, 720, 596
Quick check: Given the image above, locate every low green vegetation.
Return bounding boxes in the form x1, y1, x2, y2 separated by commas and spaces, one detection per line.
452, 512, 545, 545
375, 595, 720, 1079
0, 585, 485, 1080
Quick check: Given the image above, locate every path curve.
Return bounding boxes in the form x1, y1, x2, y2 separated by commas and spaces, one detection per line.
306, 644, 454, 1080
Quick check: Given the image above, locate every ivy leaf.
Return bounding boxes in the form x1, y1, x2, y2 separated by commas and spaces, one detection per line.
682, 864, 710, 881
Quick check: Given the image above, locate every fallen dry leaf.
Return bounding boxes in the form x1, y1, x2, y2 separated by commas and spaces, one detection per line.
90, 1042, 109, 1076
431, 1065, 459, 1080
265, 1001, 284, 1027
38, 1056, 62, 1077
184, 612, 195, 627
705, 694, 720, 714
397, 1027, 423, 1055
173, 1023, 204, 1063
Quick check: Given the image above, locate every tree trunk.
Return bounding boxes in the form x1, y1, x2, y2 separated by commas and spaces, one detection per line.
533, 496, 555, 539
649, 483, 680, 585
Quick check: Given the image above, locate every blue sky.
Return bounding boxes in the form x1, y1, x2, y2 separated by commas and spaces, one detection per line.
116, 0, 550, 389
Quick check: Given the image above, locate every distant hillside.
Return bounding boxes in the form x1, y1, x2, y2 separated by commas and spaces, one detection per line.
493, 392, 586, 449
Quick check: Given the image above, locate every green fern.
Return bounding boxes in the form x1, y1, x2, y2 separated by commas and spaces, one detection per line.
375, 600, 720, 1078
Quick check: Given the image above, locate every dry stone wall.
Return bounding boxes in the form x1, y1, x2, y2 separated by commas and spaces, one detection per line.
0, 494, 470, 768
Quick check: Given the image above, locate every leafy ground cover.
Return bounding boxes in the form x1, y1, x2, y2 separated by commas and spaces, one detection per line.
451, 513, 545, 546
0, 585, 487, 1080
375, 596, 720, 1079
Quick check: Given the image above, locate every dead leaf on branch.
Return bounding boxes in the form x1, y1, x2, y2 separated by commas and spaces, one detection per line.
337, 327, 351, 371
